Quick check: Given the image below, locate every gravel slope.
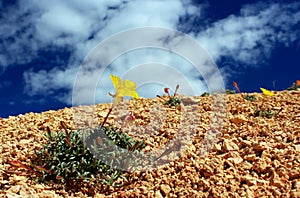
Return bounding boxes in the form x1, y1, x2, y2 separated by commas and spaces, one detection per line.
0, 91, 299, 197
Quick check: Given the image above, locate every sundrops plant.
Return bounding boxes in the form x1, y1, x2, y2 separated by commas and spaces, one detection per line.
157, 85, 181, 108
244, 95, 256, 102
225, 89, 236, 94
8, 74, 145, 187
201, 92, 210, 97
9, 122, 108, 183
260, 87, 274, 96
286, 80, 300, 90
252, 87, 281, 118
232, 81, 256, 101
232, 81, 241, 93
254, 109, 275, 118
232, 81, 244, 100
102, 74, 139, 127
8, 121, 144, 186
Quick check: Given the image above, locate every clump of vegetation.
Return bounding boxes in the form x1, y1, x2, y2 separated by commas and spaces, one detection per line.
10, 121, 145, 186
157, 85, 182, 108
165, 97, 181, 108
254, 109, 275, 118
201, 92, 210, 97
35, 123, 100, 183
165, 86, 181, 108
286, 80, 300, 91
225, 89, 236, 94
244, 94, 256, 101
34, 122, 135, 184
9, 74, 145, 186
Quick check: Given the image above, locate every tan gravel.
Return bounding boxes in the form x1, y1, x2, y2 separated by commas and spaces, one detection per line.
1, 90, 300, 197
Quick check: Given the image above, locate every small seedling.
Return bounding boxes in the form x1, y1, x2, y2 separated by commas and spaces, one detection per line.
225, 89, 236, 94
232, 81, 245, 100
286, 80, 300, 91
121, 111, 136, 128
233, 81, 241, 93
165, 97, 181, 108
201, 92, 210, 97
254, 109, 275, 118
244, 94, 256, 101
158, 85, 182, 108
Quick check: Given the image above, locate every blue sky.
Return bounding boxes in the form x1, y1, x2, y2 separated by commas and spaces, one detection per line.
0, 0, 299, 118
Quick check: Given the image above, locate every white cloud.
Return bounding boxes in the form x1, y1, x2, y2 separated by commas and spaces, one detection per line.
96, 0, 184, 37
23, 66, 77, 97
37, 4, 90, 40
20, 0, 206, 105
1, 1, 300, 106
0, 3, 41, 69
197, 2, 300, 66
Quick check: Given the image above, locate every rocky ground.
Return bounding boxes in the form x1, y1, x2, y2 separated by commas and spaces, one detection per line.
0, 90, 299, 197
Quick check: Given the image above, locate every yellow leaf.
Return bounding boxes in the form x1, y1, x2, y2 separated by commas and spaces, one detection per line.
260, 87, 274, 96
110, 74, 139, 104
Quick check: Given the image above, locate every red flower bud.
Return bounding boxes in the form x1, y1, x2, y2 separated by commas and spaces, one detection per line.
164, 88, 169, 94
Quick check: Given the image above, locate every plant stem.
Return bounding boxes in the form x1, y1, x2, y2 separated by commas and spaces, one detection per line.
174, 84, 179, 97
101, 105, 114, 128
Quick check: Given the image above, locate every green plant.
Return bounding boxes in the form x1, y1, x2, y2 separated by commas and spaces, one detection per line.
34, 123, 104, 183
8, 160, 42, 177
286, 80, 300, 90
85, 125, 145, 153
102, 74, 139, 127
286, 82, 300, 91
9, 122, 109, 183
286, 86, 297, 91
232, 81, 246, 100
201, 92, 210, 97
163, 85, 181, 108
225, 89, 236, 94
254, 109, 275, 118
232, 81, 241, 93
9, 74, 145, 186
84, 126, 147, 175
244, 94, 256, 101
165, 97, 181, 108
33, 121, 145, 185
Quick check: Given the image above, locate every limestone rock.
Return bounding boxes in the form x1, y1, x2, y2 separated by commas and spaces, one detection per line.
181, 97, 199, 105
228, 155, 243, 165
160, 184, 171, 196
253, 159, 268, 173
223, 139, 239, 151
270, 171, 285, 188
242, 175, 257, 186
155, 190, 163, 198
294, 144, 300, 151
230, 115, 248, 124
